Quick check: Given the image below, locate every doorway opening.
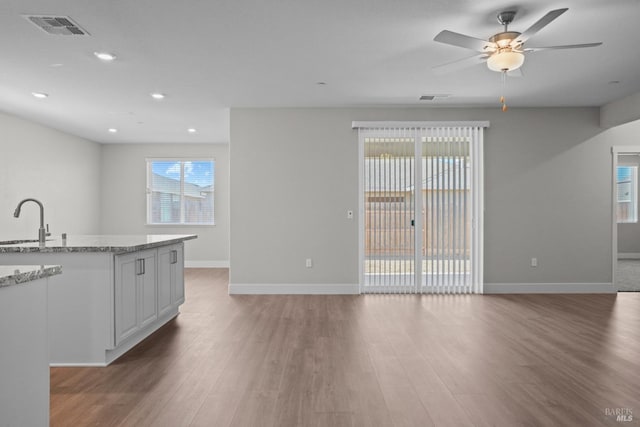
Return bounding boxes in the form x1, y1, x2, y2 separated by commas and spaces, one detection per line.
613, 147, 640, 292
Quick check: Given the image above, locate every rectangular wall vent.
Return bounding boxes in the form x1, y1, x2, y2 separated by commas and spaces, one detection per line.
24, 15, 89, 36
419, 94, 450, 101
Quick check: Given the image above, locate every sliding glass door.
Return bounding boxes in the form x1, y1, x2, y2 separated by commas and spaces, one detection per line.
363, 133, 417, 293
357, 123, 485, 294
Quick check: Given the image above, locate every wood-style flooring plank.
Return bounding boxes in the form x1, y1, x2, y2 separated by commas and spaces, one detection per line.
50, 269, 640, 427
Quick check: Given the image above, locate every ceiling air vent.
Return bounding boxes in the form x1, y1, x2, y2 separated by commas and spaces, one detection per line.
24, 15, 89, 36
419, 94, 450, 101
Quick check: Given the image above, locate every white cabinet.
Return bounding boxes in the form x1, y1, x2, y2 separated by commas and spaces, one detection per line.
157, 248, 172, 318
0, 236, 193, 366
172, 244, 185, 304
114, 244, 184, 347
0, 275, 50, 427
157, 243, 184, 318
114, 249, 158, 346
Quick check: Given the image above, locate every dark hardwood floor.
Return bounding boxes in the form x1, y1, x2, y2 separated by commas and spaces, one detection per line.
50, 269, 640, 426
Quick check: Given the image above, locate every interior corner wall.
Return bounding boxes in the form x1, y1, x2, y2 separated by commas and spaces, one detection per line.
0, 112, 101, 238
99, 143, 229, 266
230, 107, 624, 290
600, 91, 640, 129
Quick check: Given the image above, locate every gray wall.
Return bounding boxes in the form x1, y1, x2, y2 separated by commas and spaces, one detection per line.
230, 107, 629, 287
100, 143, 229, 265
0, 112, 101, 238
230, 109, 359, 285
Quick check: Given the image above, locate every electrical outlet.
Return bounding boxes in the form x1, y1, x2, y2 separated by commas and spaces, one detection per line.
531, 257, 538, 267
347, 210, 354, 219
306, 258, 313, 268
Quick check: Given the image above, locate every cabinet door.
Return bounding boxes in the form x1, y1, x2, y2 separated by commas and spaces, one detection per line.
172, 244, 185, 305
114, 249, 158, 345
138, 251, 158, 328
157, 246, 173, 317
114, 252, 139, 345
158, 244, 185, 311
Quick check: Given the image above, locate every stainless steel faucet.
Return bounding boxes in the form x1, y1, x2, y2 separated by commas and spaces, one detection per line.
13, 198, 49, 245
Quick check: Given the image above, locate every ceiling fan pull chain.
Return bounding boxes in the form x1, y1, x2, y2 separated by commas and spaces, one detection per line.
500, 70, 508, 112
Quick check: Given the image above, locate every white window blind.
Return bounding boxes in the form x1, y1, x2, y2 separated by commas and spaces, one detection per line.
355, 122, 486, 294
146, 159, 215, 225
617, 165, 638, 223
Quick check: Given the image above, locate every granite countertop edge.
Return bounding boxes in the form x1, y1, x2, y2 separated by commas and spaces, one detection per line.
0, 234, 198, 254
0, 265, 62, 288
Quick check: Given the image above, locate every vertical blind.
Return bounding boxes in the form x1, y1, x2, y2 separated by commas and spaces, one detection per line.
354, 122, 487, 294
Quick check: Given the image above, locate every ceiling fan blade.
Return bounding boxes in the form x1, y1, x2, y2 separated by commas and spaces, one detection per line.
432, 53, 489, 75
510, 8, 568, 47
524, 42, 603, 52
434, 30, 496, 52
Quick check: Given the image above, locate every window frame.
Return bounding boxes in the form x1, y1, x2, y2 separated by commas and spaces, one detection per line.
146, 158, 215, 226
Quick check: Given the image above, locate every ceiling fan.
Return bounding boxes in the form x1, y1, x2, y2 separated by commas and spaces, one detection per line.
433, 8, 603, 75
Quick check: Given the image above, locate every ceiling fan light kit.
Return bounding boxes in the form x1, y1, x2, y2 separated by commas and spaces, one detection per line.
433, 7, 603, 110
486, 51, 524, 72
486, 25, 525, 72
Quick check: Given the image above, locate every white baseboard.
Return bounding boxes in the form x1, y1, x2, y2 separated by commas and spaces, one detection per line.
229, 283, 360, 295
618, 252, 640, 259
50, 362, 108, 367
229, 283, 616, 295
185, 260, 229, 268
484, 282, 615, 294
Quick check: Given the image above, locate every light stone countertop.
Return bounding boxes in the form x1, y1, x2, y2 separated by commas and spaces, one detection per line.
0, 234, 197, 254
0, 265, 62, 288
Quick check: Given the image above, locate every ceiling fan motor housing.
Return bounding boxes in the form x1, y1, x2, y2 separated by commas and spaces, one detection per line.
487, 30, 524, 72
489, 31, 522, 49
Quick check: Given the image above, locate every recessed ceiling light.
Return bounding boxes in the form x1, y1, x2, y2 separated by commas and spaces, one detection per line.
150, 93, 165, 100
31, 92, 48, 99
108, 128, 118, 133
94, 52, 116, 61
187, 128, 197, 133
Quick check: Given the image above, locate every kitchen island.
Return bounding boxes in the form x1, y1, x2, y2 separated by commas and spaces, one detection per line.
0, 265, 61, 426
0, 234, 196, 366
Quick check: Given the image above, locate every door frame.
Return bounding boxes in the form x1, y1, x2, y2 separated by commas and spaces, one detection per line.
611, 146, 640, 290
355, 121, 487, 294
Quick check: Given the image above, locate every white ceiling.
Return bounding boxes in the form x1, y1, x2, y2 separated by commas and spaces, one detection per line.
1, 0, 639, 143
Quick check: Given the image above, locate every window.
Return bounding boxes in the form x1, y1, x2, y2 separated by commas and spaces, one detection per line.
147, 159, 214, 225
617, 165, 637, 223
